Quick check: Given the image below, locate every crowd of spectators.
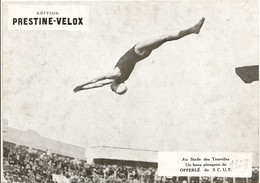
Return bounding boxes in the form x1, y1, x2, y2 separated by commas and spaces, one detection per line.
3, 141, 259, 183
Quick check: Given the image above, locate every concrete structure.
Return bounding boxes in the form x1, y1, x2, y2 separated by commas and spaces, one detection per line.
86, 146, 157, 165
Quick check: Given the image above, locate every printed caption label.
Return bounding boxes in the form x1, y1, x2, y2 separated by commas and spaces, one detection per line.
8, 5, 89, 31
158, 152, 252, 177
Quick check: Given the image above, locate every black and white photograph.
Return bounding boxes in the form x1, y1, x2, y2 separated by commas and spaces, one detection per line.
1, 1, 259, 183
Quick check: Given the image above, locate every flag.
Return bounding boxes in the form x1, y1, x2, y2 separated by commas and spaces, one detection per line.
3, 119, 8, 132
52, 174, 70, 183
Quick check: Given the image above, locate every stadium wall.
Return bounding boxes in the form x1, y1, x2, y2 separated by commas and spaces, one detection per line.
86, 146, 157, 164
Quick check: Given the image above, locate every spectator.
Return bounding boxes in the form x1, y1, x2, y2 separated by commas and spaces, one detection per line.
3, 141, 259, 183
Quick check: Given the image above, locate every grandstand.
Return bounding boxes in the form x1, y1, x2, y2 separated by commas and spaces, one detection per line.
2, 124, 259, 183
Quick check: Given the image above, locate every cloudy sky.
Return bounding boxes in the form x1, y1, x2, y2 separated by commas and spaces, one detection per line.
2, 1, 259, 163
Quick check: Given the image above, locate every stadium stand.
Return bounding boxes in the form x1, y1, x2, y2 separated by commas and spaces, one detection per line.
2, 125, 259, 183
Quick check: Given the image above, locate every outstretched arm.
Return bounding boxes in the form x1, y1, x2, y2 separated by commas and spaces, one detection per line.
73, 68, 121, 93
73, 79, 114, 92
82, 73, 112, 85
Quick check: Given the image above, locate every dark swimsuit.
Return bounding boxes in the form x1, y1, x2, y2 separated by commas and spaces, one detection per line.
114, 45, 143, 84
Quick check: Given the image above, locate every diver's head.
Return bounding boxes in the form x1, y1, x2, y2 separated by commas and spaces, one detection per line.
110, 81, 127, 95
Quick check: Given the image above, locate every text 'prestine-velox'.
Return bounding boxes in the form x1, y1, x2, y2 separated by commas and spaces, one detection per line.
13, 17, 84, 25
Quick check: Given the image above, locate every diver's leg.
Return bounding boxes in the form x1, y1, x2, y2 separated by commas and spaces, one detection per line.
135, 18, 205, 56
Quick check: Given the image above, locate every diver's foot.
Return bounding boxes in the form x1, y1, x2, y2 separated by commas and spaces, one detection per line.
192, 17, 205, 34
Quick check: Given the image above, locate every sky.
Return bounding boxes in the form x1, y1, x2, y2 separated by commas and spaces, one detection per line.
2, 1, 259, 163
